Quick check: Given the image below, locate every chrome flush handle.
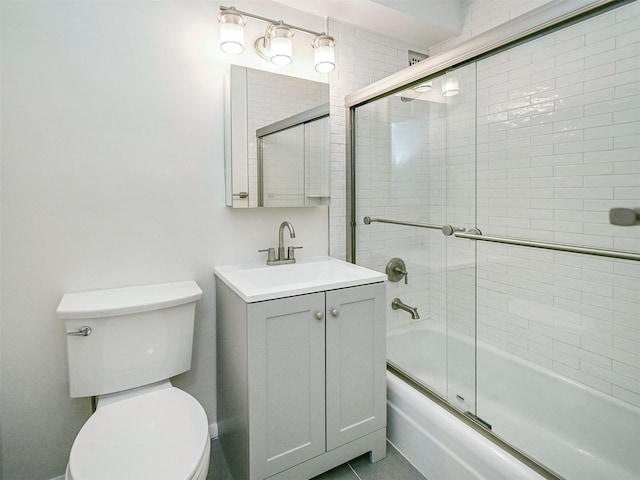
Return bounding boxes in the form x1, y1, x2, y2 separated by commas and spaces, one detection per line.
67, 326, 92, 337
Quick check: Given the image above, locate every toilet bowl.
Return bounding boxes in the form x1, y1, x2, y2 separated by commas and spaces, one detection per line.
65, 381, 210, 480
57, 281, 209, 480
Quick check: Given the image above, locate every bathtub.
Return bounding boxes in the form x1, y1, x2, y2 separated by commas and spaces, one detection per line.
386, 323, 640, 480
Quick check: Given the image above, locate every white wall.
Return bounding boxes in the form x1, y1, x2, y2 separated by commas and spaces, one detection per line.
0, 2, 330, 479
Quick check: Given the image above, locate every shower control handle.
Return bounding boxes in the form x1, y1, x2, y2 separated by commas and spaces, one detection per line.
386, 257, 408, 284
396, 267, 408, 284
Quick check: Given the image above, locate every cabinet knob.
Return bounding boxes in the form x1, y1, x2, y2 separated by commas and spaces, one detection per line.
331, 309, 339, 317
315, 311, 324, 320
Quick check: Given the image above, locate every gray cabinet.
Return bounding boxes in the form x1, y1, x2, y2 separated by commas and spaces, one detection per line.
216, 280, 386, 480
249, 292, 326, 478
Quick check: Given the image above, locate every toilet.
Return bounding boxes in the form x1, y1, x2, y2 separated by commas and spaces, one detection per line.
56, 280, 210, 480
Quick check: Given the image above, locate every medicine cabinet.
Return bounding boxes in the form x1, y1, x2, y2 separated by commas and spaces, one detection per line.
224, 65, 330, 208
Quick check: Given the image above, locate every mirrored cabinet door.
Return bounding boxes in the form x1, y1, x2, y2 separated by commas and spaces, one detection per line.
223, 65, 330, 208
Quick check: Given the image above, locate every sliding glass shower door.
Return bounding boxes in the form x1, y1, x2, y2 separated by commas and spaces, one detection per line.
353, 64, 478, 414
470, 5, 640, 478
350, 1, 639, 478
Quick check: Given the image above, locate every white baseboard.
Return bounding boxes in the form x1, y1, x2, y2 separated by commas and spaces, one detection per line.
209, 422, 218, 439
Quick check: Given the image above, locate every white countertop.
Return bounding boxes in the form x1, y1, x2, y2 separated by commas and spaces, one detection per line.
214, 256, 385, 302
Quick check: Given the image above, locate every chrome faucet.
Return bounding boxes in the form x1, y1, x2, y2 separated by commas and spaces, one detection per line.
278, 221, 295, 261
259, 221, 302, 265
391, 297, 420, 319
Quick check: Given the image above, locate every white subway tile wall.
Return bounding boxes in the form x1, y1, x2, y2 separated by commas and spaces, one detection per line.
350, 1, 640, 408
475, 2, 640, 407
327, 19, 422, 261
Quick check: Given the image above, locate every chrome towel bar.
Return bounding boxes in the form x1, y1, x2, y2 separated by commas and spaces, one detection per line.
455, 230, 640, 262
363, 216, 465, 236
363, 216, 640, 261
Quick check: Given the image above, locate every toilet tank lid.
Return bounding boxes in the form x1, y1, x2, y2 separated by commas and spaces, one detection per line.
56, 281, 203, 319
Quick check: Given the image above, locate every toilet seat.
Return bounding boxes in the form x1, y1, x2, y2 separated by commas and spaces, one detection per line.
66, 386, 209, 480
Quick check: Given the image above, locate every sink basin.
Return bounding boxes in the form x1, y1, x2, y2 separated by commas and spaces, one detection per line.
214, 256, 385, 302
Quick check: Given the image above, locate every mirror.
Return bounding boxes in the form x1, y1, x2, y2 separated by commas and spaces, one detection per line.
224, 65, 330, 208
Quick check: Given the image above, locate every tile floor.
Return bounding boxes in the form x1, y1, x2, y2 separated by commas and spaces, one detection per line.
207, 439, 427, 480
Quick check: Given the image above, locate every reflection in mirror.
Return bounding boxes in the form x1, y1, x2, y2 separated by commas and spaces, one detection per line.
224, 65, 330, 208
258, 105, 329, 207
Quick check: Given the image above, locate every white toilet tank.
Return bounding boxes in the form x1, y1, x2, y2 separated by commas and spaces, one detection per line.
57, 281, 203, 398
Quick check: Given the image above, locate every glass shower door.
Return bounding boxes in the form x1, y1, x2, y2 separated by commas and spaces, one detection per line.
442, 65, 478, 414
353, 66, 478, 413
471, 4, 640, 478
351, 2, 639, 478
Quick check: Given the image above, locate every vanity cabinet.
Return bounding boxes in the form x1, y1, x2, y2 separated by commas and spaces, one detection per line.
215, 279, 386, 480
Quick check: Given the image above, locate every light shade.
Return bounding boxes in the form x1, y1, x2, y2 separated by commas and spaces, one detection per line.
270, 24, 293, 65
218, 9, 246, 54
414, 80, 432, 93
312, 35, 336, 73
442, 77, 459, 97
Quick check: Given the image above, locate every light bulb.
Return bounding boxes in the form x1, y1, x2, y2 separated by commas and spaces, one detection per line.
220, 23, 244, 54
269, 24, 293, 65
271, 36, 292, 65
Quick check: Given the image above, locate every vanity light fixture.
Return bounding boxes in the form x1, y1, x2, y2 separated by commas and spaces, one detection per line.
218, 5, 336, 73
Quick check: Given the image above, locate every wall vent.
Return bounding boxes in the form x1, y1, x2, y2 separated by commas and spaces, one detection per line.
408, 50, 429, 66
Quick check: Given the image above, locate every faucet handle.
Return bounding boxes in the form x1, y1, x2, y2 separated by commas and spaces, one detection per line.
258, 248, 276, 263
287, 246, 303, 261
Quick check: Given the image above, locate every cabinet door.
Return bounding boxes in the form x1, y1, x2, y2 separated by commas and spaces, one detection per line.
247, 292, 326, 478
326, 283, 386, 450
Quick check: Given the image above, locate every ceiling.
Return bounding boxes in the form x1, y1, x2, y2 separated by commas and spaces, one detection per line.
272, 0, 463, 50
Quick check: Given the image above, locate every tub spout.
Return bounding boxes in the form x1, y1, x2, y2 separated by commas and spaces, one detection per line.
391, 297, 420, 319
